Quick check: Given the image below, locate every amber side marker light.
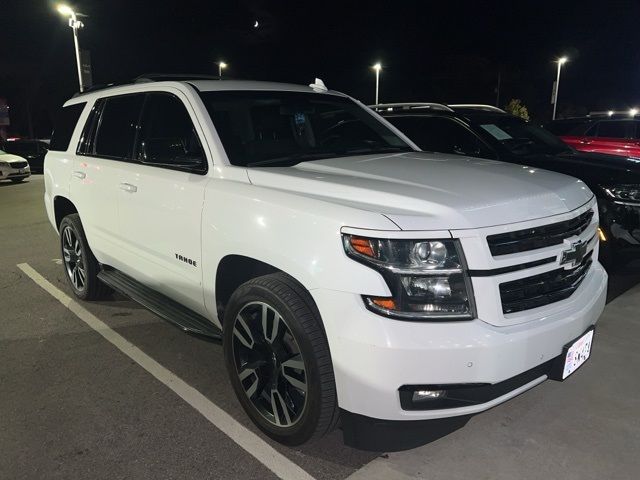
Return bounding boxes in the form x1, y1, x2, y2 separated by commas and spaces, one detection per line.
350, 236, 375, 257
597, 227, 607, 242
371, 297, 398, 310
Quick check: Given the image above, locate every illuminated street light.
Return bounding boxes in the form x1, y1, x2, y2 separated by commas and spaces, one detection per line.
552, 56, 568, 120
630, 108, 638, 116
56, 4, 85, 92
372, 63, 382, 105
608, 110, 614, 116
218, 61, 227, 78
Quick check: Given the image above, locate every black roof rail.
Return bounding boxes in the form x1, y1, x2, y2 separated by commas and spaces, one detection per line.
72, 73, 221, 97
133, 73, 221, 83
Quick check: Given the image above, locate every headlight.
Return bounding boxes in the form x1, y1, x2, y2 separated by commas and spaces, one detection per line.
602, 184, 640, 205
343, 235, 475, 320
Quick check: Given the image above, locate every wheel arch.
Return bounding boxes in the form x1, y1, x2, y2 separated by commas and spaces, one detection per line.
215, 255, 282, 320
53, 196, 78, 231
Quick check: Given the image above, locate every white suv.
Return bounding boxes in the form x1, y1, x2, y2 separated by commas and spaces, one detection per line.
44, 76, 607, 446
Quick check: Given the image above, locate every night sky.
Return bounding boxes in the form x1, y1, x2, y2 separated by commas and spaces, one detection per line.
2, 0, 639, 137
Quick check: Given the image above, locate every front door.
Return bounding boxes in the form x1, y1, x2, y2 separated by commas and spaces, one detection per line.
116, 91, 211, 315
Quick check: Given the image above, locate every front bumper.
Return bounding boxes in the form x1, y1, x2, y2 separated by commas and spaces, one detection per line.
0, 167, 31, 180
313, 261, 607, 421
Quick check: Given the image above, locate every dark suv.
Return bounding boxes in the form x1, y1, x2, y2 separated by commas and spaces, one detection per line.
375, 103, 640, 266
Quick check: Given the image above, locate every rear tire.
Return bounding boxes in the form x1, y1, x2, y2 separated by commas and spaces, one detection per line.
59, 214, 112, 300
223, 272, 339, 445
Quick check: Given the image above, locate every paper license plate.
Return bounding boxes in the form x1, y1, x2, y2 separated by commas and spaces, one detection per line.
561, 329, 594, 379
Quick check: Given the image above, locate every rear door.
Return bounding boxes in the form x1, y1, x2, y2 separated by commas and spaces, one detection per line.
116, 90, 211, 314
71, 94, 145, 267
580, 120, 640, 156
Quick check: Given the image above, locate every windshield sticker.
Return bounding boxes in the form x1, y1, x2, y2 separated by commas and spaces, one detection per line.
480, 124, 513, 140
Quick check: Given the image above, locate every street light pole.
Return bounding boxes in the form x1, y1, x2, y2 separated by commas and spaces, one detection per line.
57, 5, 85, 92
552, 56, 568, 120
373, 63, 382, 105
218, 61, 227, 78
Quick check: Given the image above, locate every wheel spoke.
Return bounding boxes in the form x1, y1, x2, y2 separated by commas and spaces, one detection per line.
77, 267, 86, 286
233, 314, 255, 349
281, 355, 307, 393
261, 304, 280, 343
64, 227, 72, 248
63, 247, 72, 262
270, 389, 292, 426
238, 367, 259, 398
74, 239, 81, 256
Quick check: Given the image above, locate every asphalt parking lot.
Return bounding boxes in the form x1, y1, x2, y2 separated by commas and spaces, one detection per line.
2, 176, 640, 480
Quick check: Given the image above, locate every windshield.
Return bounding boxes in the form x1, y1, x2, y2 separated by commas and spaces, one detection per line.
199, 91, 412, 167
475, 116, 572, 155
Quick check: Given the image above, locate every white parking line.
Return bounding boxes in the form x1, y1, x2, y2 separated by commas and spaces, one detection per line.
17, 263, 316, 480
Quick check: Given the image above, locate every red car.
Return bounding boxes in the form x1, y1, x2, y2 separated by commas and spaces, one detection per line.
546, 117, 640, 158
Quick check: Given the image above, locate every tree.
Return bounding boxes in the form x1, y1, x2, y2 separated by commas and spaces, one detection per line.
504, 98, 530, 121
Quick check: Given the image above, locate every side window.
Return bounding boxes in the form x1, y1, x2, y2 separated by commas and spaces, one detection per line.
93, 94, 144, 159
388, 116, 496, 159
49, 102, 86, 151
137, 93, 206, 172
594, 121, 632, 139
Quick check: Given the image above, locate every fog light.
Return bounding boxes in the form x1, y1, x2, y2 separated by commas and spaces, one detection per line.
412, 389, 446, 401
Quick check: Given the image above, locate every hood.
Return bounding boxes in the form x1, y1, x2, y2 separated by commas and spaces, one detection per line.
559, 150, 640, 177
246, 152, 593, 230
0, 153, 28, 164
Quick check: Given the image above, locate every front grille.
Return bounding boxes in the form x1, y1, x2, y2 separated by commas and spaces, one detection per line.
487, 210, 593, 256
9, 161, 28, 169
500, 252, 592, 314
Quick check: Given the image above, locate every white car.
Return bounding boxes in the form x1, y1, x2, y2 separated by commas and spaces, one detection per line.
0, 149, 31, 182
44, 76, 607, 446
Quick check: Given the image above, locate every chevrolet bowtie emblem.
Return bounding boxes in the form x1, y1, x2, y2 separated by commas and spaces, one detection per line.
560, 238, 588, 269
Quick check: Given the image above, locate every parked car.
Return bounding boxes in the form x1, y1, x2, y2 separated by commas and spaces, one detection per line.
546, 116, 640, 158
1, 139, 49, 173
0, 148, 31, 182
374, 103, 640, 266
45, 78, 606, 446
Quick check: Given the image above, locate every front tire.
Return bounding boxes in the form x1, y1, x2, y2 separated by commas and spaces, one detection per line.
59, 214, 111, 300
223, 273, 339, 445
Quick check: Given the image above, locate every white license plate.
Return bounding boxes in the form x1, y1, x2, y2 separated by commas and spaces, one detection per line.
562, 330, 594, 379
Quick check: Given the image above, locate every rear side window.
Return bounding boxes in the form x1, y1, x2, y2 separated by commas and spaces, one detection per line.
50, 103, 86, 151
594, 121, 633, 139
387, 116, 496, 159
93, 94, 144, 159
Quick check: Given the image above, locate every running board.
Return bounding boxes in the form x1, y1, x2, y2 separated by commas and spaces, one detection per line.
97, 268, 222, 340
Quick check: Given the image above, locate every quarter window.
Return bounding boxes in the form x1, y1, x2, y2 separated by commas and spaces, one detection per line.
93, 95, 144, 159
50, 103, 86, 151
594, 121, 632, 139
137, 93, 206, 172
